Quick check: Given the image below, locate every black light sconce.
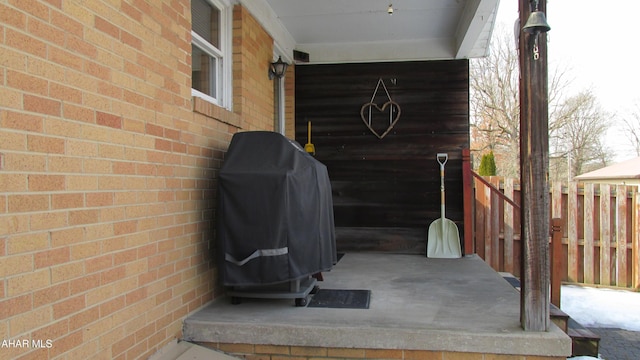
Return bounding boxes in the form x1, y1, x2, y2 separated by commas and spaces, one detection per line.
269, 56, 289, 80
522, 0, 551, 35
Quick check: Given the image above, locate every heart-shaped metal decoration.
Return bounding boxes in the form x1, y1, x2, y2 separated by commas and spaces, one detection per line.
360, 100, 401, 139
360, 78, 402, 139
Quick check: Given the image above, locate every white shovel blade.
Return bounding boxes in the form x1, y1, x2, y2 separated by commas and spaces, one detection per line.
427, 218, 461, 258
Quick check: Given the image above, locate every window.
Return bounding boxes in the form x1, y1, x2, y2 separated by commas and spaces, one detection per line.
191, 0, 230, 108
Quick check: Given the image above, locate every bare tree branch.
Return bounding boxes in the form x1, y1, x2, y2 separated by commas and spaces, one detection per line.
620, 102, 640, 156
471, 26, 611, 180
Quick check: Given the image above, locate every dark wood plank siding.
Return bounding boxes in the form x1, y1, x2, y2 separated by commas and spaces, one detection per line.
295, 60, 469, 253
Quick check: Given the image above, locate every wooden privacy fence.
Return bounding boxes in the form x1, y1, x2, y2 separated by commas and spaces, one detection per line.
471, 175, 640, 289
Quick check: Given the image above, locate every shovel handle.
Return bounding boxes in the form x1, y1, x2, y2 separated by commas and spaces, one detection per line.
437, 153, 448, 188
307, 121, 312, 142
437, 153, 448, 219
436, 153, 448, 168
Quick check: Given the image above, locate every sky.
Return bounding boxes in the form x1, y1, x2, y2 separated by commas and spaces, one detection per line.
495, 0, 640, 161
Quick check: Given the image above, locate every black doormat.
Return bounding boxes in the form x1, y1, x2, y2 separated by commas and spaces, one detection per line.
502, 275, 521, 290
308, 289, 371, 309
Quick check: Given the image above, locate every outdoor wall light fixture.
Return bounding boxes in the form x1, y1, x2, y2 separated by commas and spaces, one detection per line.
387, 4, 393, 15
269, 56, 289, 80
522, 0, 551, 35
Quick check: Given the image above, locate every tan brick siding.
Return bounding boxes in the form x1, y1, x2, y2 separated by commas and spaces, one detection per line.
284, 65, 296, 139
232, 5, 276, 132
0, 1, 281, 359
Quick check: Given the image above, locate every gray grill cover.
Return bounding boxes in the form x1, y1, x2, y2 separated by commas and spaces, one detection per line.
217, 131, 336, 286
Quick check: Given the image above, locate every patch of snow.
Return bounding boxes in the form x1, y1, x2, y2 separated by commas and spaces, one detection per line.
561, 284, 640, 331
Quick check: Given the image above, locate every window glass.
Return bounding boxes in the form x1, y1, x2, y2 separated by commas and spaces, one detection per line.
192, 44, 217, 99
191, 0, 220, 49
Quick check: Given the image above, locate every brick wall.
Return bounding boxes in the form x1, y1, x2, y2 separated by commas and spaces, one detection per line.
232, 5, 276, 132
284, 66, 295, 139
0, 1, 279, 359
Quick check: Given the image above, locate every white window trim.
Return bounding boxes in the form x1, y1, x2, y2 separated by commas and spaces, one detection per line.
192, 31, 222, 103
191, 0, 233, 110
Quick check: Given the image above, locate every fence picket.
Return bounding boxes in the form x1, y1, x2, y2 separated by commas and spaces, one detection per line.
568, 182, 579, 282
504, 178, 515, 274
600, 184, 611, 286
474, 178, 486, 259
551, 182, 562, 219
617, 185, 628, 287
483, 183, 492, 268
491, 177, 500, 270
634, 191, 640, 289
583, 183, 595, 284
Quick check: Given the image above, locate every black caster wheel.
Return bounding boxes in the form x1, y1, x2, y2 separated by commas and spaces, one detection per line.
231, 296, 242, 305
295, 297, 308, 307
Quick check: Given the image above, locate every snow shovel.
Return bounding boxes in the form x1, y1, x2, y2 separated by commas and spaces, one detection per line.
427, 153, 461, 258
304, 121, 315, 155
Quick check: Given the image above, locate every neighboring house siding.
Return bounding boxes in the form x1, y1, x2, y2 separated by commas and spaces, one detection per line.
0, 1, 278, 359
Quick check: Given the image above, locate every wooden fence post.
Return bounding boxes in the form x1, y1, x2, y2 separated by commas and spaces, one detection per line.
504, 178, 515, 274
475, 178, 486, 260
584, 183, 595, 284
634, 190, 639, 289
567, 182, 579, 282
483, 182, 492, 267
462, 149, 473, 255
491, 177, 501, 270
600, 184, 611, 286
551, 218, 562, 307
617, 185, 628, 287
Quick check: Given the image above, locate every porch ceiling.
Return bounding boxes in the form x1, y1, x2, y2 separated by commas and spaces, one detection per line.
258, 0, 499, 64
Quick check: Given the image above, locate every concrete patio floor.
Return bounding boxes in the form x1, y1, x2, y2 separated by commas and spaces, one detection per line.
183, 253, 571, 357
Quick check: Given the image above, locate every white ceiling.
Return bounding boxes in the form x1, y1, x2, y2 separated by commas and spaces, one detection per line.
250, 0, 499, 64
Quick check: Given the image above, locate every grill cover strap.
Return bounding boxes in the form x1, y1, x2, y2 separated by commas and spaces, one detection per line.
225, 247, 289, 266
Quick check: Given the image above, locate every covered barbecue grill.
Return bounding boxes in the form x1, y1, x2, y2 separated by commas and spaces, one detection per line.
217, 131, 336, 304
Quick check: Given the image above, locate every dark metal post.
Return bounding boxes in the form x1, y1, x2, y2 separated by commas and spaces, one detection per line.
519, 0, 550, 331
